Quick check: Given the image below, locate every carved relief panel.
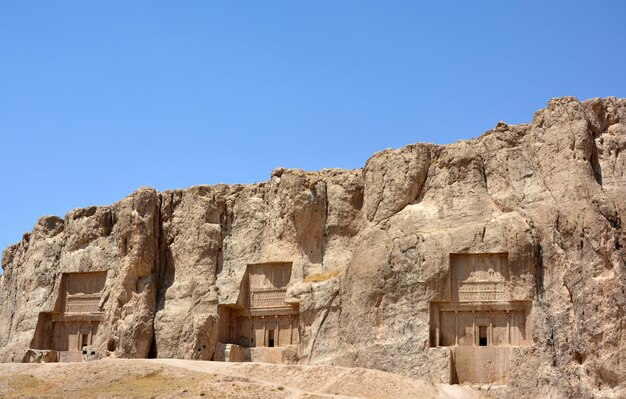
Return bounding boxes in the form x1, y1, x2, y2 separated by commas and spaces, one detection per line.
218, 262, 299, 350
429, 253, 533, 384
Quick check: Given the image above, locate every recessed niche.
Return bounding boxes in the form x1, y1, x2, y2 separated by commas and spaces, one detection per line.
218, 263, 299, 350
430, 253, 532, 384
30, 271, 108, 359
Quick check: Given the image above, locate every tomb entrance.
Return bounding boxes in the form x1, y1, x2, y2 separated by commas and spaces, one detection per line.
217, 262, 299, 361
430, 253, 532, 384
29, 271, 107, 362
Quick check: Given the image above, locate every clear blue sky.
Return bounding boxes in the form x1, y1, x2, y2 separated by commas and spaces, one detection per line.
1, 1, 625, 262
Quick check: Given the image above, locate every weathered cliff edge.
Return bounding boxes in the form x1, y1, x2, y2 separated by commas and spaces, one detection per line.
1, 97, 625, 398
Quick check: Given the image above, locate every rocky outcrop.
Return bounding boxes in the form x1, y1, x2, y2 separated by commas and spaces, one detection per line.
0, 190, 162, 360
1, 97, 625, 398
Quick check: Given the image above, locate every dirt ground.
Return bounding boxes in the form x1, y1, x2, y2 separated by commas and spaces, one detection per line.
0, 358, 486, 399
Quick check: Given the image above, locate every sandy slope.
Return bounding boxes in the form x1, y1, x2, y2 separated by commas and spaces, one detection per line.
0, 358, 484, 399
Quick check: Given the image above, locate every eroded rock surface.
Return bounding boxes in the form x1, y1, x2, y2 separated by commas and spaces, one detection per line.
1, 97, 625, 398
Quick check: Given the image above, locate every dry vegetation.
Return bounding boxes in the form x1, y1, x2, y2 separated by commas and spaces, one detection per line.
302, 270, 342, 283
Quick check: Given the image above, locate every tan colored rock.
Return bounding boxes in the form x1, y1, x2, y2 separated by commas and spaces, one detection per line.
153, 185, 226, 360
364, 143, 436, 222
1, 97, 625, 398
0, 188, 161, 361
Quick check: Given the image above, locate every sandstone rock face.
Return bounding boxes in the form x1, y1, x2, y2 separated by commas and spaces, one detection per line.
1, 97, 625, 398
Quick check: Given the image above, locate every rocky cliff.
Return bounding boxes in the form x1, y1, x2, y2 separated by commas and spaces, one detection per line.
1, 97, 625, 398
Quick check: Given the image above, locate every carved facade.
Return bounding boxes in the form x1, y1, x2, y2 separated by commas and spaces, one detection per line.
25, 254, 532, 379
217, 262, 299, 360
430, 253, 532, 384
29, 271, 107, 362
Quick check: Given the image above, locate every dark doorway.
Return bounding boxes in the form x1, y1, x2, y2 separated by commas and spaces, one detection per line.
81, 334, 89, 353
268, 330, 275, 347
479, 326, 487, 346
